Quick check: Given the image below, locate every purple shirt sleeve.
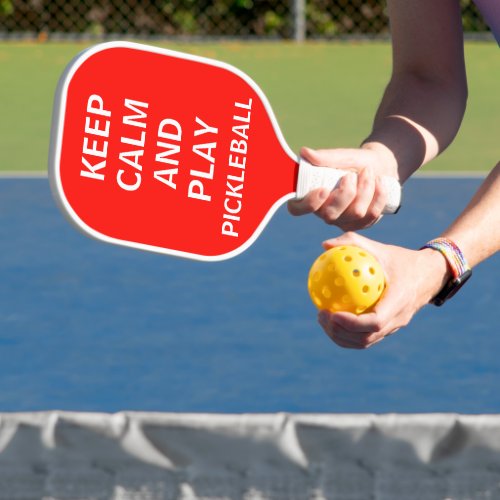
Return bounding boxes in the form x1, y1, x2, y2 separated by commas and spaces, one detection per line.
473, 0, 500, 45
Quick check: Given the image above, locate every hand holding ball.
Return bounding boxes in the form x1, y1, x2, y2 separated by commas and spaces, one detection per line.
308, 245, 385, 314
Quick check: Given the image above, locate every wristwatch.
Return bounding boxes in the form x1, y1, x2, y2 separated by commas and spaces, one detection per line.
421, 238, 472, 306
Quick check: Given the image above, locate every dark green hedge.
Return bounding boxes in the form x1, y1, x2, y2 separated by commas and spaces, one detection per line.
0, 0, 489, 38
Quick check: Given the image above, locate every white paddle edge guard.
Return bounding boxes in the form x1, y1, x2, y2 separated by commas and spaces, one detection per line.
296, 158, 402, 214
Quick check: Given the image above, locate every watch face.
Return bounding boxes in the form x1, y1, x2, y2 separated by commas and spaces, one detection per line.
432, 269, 472, 306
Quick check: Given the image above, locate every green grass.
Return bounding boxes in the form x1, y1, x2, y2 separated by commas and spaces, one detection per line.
0, 41, 497, 172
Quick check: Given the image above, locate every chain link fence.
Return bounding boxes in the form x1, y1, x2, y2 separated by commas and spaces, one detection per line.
0, 0, 491, 40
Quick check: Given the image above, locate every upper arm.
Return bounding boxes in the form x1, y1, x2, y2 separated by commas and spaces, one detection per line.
387, 0, 467, 86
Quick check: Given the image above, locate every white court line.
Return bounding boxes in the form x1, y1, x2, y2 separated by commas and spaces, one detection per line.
0, 170, 489, 179
0, 171, 48, 178
414, 170, 487, 178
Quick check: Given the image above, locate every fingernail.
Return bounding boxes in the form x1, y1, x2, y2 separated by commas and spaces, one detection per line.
318, 188, 329, 200
301, 146, 315, 157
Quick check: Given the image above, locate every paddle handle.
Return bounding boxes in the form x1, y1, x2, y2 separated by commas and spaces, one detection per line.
295, 159, 401, 214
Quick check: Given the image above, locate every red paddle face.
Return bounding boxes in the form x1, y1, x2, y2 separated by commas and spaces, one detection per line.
50, 42, 298, 261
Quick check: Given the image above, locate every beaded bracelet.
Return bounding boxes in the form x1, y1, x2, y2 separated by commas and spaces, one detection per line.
421, 237, 472, 306
421, 238, 470, 278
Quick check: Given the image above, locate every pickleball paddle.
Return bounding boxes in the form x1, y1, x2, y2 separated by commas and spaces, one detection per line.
49, 41, 401, 261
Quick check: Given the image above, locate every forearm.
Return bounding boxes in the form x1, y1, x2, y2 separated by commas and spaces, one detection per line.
441, 162, 500, 267
361, 0, 467, 183
412, 163, 500, 307
363, 73, 467, 182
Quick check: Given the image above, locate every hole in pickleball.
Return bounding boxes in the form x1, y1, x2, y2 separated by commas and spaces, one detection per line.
352, 269, 360, 277
359, 251, 367, 257
312, 294, 322, 307
334, 277, 344, 287
362, 285, 369, 293
322, 286, 332, 299
313, 271, 321, 282
369, 267, 375, 275
342, 295, 351, 304
378, 284, 382, 291
344, 256, 352, 262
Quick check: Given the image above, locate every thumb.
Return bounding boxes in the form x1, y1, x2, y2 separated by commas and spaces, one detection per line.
322, 231, 370, 250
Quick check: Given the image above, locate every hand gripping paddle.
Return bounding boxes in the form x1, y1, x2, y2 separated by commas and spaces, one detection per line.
49, 42, 401, 261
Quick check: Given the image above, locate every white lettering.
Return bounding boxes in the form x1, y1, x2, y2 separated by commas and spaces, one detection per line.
154, 169, 178, 189
116, 98, 148, 191
188, 180, 211, 202
117, 169, 141, 191
87, 95, 111, 117
192, 142, 216, 164
222, 221, 238, 238
80, 157, 105, 181
80, 94, 111, 181
154, 119, 182, 190
221, 99, 253, 237
123, 99, 148, 128
194, 116, 218, 137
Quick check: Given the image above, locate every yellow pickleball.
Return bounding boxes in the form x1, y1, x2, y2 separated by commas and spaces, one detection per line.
308, 245, 385, 314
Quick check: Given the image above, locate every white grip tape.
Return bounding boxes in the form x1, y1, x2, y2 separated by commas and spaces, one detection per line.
295, 159, 401, 214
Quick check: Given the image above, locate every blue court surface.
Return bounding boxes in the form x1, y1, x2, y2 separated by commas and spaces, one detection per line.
0, 176, 498, 414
